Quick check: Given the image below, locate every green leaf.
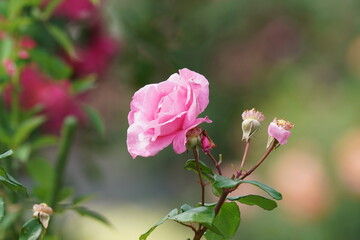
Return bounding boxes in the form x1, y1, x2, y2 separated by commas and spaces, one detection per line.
89, 0, 100, 5
180, 204, 193, 213
58, 187, 74, 202
139, 208, 179, 240
169, 206, 215, 225
31, 136, 58, 149
72, 206, 111, 226
46, 24, 77, 59
0, 150, 13, 159
84, 106, 106, 136
0, 167, 28, 196
0, 197, 4, 222
41, 0, 63, 20
14, 145, 31, 163
184, 159, 214, 182
72, 75, 96, 94
12, 116, 46, 147
212, 174, 241, 189
227, 194, 277, 211
0, 210, 20, 230
19, 218, 43, 240
205, 202, 240, 240
26, 158, 54, 188
72, 195, 93, 205
240, 180, 282, 200
31, 49, 72, 80
0, 38, 13, 61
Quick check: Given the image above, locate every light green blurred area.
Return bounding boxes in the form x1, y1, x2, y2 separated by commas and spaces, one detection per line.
67, 0, 360, 239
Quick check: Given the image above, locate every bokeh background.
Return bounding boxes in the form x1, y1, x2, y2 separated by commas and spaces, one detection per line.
39, 0, 360, 239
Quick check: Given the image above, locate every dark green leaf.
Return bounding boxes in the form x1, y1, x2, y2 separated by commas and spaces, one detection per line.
169, 206, 214, 225
139, 208, 178, 240
46, 24, 77, 59
12, 116, 46, 147
184, 159, 214, 181
31, 49, 72, 80
228, 195, 277, 211
212, 174, 241, 189
0, 197, 4, 222
205, 202, 240, 240
19, 218, 43, 240
0, 167, 28, 196
240, 180, 282, 200
72, 206, 111, 226
84, 106, 106, 136
0, 150, 13, 159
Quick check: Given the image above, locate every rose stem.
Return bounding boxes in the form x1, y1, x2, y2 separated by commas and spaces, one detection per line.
207, 152, 222, 175
192, 141, 277, 240
50, 117, 77, 209
193, 148, 205, 206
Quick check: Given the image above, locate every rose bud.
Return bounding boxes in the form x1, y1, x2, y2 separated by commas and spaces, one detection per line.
186, 127, 203, 150
267, 118, 294, 148
201, 130, 216, 154
32, 203, 53, 229
241, 108, 265, 142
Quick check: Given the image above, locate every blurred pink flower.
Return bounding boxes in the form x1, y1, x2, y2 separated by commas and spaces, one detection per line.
127, 68, 211, 158
268, 118, 294, 145
19, 37, 37, 50
335, 129, 360, 197
269, 147, 332, 221
2, 59, 16, 76
7, 65, 84, 134
43, 0, 98, 20
18, 50, 30, 60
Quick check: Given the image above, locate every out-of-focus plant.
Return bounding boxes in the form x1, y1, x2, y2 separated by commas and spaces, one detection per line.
0, 0, 117, 239
127, 69, 294, 240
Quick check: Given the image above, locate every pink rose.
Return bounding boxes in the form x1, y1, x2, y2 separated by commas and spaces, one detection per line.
268, 118, 294, 145
127, 68, 211, 158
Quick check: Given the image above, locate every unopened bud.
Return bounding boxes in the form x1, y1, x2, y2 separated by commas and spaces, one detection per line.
241, 108, 265, 141
201, 130, 216, 154
33, 203, 53, 229
186, 127, 202, 150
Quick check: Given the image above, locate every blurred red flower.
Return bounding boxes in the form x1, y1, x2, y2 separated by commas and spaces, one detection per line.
64, 23, 119, 77
6, 65, 84, 134
43, 0, 98, 20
